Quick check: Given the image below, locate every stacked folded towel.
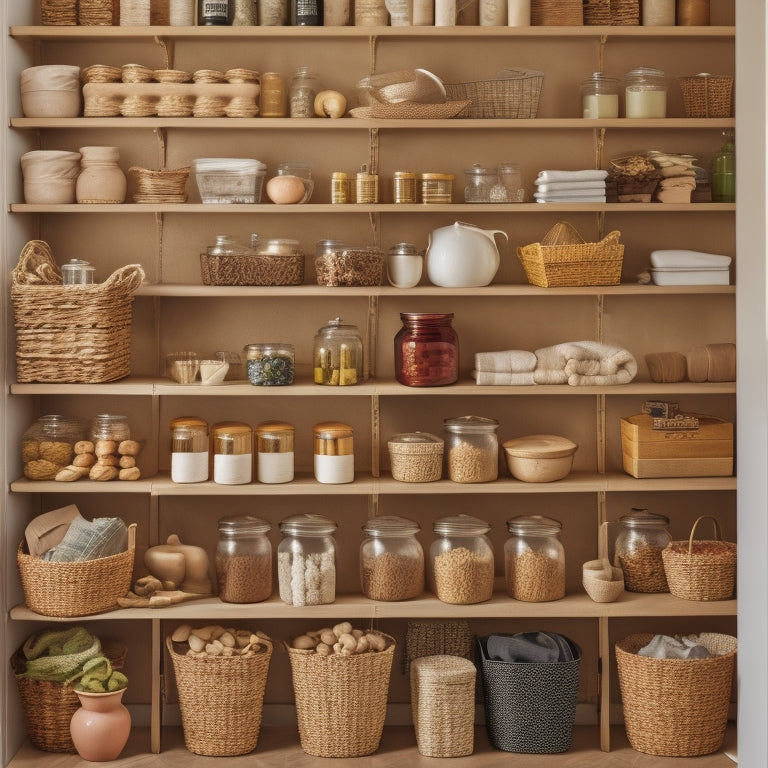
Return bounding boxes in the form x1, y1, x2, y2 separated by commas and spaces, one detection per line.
533, 340, 637, 386
534, 169, 608, 203
472, 349, 536, 385
648, 151, 698, 203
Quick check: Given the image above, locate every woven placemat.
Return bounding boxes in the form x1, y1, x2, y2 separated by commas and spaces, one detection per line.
349, 100, 471, 119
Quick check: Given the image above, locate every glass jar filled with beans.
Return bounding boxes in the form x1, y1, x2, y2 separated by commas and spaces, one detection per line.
443, 415, 500, 483
216, 515, 272, 603
360, 516, 425, 601
505, 515, 565, 602
429, 514, 495, 604
614, 508, 671, 593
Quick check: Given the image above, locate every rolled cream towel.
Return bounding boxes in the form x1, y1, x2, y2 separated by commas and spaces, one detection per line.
687, 343, 736, 382
474, 349, 537, 372
645, 351, 687, 383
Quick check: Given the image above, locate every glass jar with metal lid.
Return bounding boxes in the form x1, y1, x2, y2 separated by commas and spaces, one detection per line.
360, 516, 425, 601
255, 420, 294, 483
22, 414, 86, 480
277, 513, 337, 606
395, 312, 459, 387
169, 416, 209, 483
244, 343, 295, 386
216, 515, 272, 603
210, 421, 253, 484
387, 431, 444, 482
443, 415, 500, 483
614, 508, 671, 592
90, 413, 130, 443
464, 164, 498, 203
505, 515, 565, 602
313, 317, 363, 386
313, 421, 354, 483
429, 514, 495, 604
418, 172, 454, 203
581, 72, 620, 118
624, 66, 667, 118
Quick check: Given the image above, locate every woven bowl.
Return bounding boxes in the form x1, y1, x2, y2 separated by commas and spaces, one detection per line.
582, 559, 624, 602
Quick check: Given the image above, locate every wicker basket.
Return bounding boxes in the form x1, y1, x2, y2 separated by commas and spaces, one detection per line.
286, 633, 395, 757
42, 0, 78, 25
200, 250, 305, 286
404, 620, 473, 673
17, 524, 137, 617
531, 0, 583, 25
444, 68, 544, 119
615, 632, 737, 756
583, 0, 639, 25
315, 248, 384, 287
11, 241, 145, 384
166, 635, 273, 756
128, 166, 190, 203
661, 515, 736, 601
679, 74, 734, 118
518, 222, 624, 287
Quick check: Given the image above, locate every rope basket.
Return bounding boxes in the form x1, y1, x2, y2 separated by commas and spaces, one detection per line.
531, 0, 583, 25
615, 632, 737, 756
661, 515, 736, 600
11, 241, 145, 384
17, 524, 137, 617
128, 166, 190, 202
444, 69, 544, 119
679, 74, 734, 118
583, 0, 639, 25
286, 633, 395, 757
42, 0, 77, 25
166, 635, 273, 756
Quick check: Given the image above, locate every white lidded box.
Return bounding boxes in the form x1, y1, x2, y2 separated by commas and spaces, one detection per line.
649, 249, 731, 285
192, 157, 266, 203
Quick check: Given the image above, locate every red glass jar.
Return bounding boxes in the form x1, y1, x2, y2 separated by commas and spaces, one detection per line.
394, 312, 459, 387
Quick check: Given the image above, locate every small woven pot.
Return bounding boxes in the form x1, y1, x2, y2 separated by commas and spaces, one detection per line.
582, 559, 624, 602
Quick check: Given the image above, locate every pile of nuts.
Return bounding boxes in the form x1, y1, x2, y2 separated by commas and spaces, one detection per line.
290, 622, 389, 656
171, 624, 270, 657
55, 438, 142, 482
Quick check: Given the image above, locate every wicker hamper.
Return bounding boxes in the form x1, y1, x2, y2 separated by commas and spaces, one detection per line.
11, 240, 145, 383
166, 635, 273, 756
477, 633, 581, 754
615, 632, 737, 756
286, 632, 395, 757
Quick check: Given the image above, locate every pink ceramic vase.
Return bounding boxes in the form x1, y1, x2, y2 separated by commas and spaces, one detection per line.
70, 688, 131, 761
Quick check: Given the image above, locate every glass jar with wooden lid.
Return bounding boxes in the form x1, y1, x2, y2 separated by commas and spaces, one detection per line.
169, 416, 209, 483
211, 421, 253, 485
255, 420, 294, 483
313, 421, 354, 483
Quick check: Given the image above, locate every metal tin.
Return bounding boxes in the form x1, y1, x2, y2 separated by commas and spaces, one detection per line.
393, 170, 417, 203
418, 172, 454, 203
331, 171, 349, 204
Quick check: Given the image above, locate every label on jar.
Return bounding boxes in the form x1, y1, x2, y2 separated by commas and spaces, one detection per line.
314, 453, 354, 484
257, 452, 294, 483
214, 453, 252, 484
171, 451, 209, 483
200, 0, 230, 24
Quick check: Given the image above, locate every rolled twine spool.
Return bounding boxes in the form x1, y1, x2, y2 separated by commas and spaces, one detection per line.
645, 351, 687, 383
677, 0, 709, 26
169, 0, 195, 24
120, 0, 151, 25
686, 342, 736, 382
78, 0, 119, 24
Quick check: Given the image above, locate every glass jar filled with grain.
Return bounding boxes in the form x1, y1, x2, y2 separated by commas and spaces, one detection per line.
443, 415, 500, 483
614, 508, 671, 593
216, 515, 272, 603
429, 514, 495, 604
505, 515, 565, 602
360, 516, 425, 601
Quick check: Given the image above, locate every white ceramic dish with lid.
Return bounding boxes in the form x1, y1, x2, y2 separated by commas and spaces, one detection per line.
502, 433, 578, 482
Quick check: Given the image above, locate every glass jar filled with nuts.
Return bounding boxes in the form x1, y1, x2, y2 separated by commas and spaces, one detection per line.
216, 515, 273, 603
443, 415, 500, 483
614, 508, 671, 593
22, 414, 85, 481
505, 515, 565, 602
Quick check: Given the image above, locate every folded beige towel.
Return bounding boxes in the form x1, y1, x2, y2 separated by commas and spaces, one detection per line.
534, 341, 637, 386
472, 370, 536, 385
474, 350, 537, 373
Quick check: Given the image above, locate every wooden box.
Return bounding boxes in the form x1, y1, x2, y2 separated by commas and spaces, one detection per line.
620, 414, 733, 478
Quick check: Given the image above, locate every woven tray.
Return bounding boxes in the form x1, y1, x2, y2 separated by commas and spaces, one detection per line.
349, 100, 471, 119
128, 166, 190, 203
679, 74, 734, 118
444, 69, 543, 119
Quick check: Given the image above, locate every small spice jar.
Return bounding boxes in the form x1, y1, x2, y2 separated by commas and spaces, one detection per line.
313, 421, 354, 483
387, 432, 444, 483
395, 312, 459, 387
360, 516, 425, 601
464, 164, 498, 203
418, 172, 454, 203
255, 420, 294, 483
211, 421, 253, 485
313, 318, 363, 386
244, 343, 295, 386
614, 508, 671, 593
169, 416, 209, 483
277, 513, 337, 606
581, 72, 620, 118
624, 66, 667, 118
22, 414, 85, 480
386, 242, 423, 288
61, 259, 96, 285
443, 415, 499, 483
430, 514, 495, 604
393, 171, 417, 204
505, 515, 565, 602
216, 515, 272, 603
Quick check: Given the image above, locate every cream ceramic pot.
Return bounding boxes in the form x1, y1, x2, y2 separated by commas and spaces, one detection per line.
425, 221, 508, 287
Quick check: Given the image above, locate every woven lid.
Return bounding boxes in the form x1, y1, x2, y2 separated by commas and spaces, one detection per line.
502, 434, 577, 459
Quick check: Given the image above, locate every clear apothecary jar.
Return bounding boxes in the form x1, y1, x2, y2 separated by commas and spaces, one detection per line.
464, 164, 498, 203
244, 342, 295, 386
22, 414, 85, 480
210, 421, 253, 485
581, 72, 620, 118
90, 413, 130, 443
430, 514, 495, 604
505, 515, 565, 602
360, 516, 425, 601
169, 416, 209, 483
614, 508, 671, 593
313, 421, 354, 484
255, 420, 294, 484
313, 318, 364, 386
395, 312, 459, 387
443, 415, 499, 483
216, 515, 272, 603
624, 66, 667, 118
277, 513, 337, 606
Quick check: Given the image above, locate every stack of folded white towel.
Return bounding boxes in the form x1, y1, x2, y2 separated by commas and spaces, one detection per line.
534, 169, 608, 203
472, 350, 537, 385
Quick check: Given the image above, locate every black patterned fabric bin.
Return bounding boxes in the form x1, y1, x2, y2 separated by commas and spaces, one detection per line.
477, 633, 581, 754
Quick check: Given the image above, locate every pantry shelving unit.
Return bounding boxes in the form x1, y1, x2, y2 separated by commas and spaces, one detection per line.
2, 4, 740, 765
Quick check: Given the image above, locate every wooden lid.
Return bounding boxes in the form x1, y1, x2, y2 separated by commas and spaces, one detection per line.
502, 434, 577, 459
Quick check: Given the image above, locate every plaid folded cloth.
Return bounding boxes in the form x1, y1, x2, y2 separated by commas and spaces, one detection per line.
44, 516, 128, 562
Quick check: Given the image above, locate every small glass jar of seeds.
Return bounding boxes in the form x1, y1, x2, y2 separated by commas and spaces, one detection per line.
216, 515, 272, 603
614, 508, 671, 593
255, 420, 294, 483
505, 515, 565, 602
443, 415, 500, 483
430, 514, 495, 604
244, 343, 295, 386
360, 516, 425, 601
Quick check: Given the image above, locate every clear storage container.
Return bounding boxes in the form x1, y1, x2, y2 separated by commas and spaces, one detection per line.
387, 431, 444, 482
395, 312, 459, 387
624, 66, 667, 118
169, 416, 209, 483
581, 72, 620, 118
505, 515, 565, 602
22, 414, 86, 480
211, 421, 253, 484
216, 515, 272, 603
464, 164, 498, 203
244, 342, 295, 386
90, 413, 130, 443
313, 421, 354, 483
61, 259, 96, 285
255, 420, 294, 483
444, 415, 499, 483
289, 67, 320, 118
614, 508, 671, 593
313, 318, 363, 386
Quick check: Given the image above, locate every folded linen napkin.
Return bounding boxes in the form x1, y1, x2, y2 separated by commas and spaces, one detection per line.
638, 634, 711, 660
536, 169, 608, 183
487, 632, 575, 663
535, 188, 605, 199
534, 181, 607, 194
534, 341, 637, 385
536, 195, 607, 203
472, 370, 536, 385
474, 349, 537, 373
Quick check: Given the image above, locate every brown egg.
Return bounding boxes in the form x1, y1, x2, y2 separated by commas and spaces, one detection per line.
266, 174, 306, 204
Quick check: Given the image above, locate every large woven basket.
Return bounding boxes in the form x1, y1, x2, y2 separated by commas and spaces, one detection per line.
17, 523, 136, 617
583, 0, 639, 25
531, 0, 583, 25
518, 222, 624, 287
11, 241, 145, 383
286, 632, 395, 757
661, 515, 736, 601
444, 69, 543, 119
679, 74, 734, 118
615, 632, 737, 756
166, 635, 272, 756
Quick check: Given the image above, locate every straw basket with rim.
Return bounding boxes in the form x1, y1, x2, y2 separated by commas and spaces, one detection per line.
444, 68, 544, 119
679, 74, 734, 118
17, 523, 137, 618
11, 241, 145, 384
286, 632, 395, 758
615, 632, 737, 756
661, 515, 736, 600
128, 166, 190, 203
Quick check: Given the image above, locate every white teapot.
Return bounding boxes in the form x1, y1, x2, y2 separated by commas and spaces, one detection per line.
425, 221, 508, 287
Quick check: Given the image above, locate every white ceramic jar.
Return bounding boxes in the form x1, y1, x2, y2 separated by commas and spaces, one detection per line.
20, 65, 81, 118
76, 146, 127, 204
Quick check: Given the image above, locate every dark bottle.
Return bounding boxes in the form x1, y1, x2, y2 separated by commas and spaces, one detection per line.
291, 0, 322, 25
394, 312, 459, 387
198, 0, 233, 25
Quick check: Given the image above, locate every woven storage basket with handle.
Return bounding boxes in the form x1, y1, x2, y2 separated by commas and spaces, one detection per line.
17, 523, 136, 617
661, 515, 736, 600
615, 632, 737, 756
11, 240, 145, 383
286, 632, 395, 757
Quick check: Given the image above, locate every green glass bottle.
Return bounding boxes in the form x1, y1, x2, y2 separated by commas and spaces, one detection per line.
712, 132, 735, 203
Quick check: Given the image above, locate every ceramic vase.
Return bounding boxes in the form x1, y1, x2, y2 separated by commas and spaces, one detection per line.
76, 146, 127, 204
70, 688, 131, 761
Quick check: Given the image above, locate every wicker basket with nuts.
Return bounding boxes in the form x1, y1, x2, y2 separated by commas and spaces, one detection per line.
290, 621, 390, 656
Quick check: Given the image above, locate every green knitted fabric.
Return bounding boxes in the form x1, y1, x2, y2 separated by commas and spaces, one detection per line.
20, 627, 102, 684
76, 656, 128, 693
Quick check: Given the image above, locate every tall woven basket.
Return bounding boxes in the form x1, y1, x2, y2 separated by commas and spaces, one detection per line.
616, 632, 737, 756
166, 635, 273, 756
11, 240, 145, 383
286, 632, 395, 758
